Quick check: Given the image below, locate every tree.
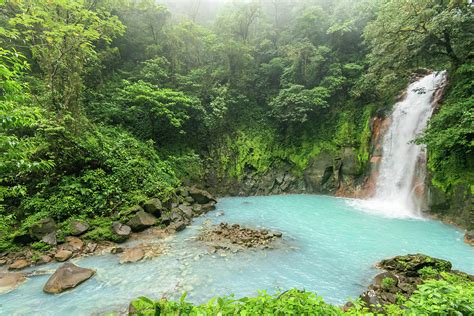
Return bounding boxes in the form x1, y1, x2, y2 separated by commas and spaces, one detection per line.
364, 0, 473, 91
114, 80, 204, 146
269, 84, 330, 129
215, 1, 262, 42
112, 0, 170, 64
0, 48, 53, 210
5, 0, 124, 114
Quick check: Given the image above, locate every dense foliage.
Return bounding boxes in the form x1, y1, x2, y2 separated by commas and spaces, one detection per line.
0, 0, 472, 249
130, 271, 474, 315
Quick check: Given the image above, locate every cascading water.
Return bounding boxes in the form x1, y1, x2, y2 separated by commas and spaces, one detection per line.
352, 71, 447, 218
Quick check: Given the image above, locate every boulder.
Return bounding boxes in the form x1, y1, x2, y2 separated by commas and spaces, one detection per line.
188, 188, 216, 204
178, 204, 194, 219
8, 259, 29, 270
378, 254, 452, 276
84, 242, 97, 254
464, 230, 474, 246
42, 231, 57, 246
64, 236, 84, 252
0, 272, 26, 294
201, 202, 216, 213
177, 186, 190, 197
54, 250, 73, 262
30, 218, 56, 240
111, 222, 132, 240
168, 221, 187, 233
143, 198, 163, 216
127, 211, 157, 232
119, 247, 145, 264
38, 255, 53, 265
373, 272, 398, 288
111, 247, 125, 254
360, 290, 383, 311
192, 204, 203, 214
170, 209, 183, 221
121, 205, 144, 217
69, 221, 89, 236
43, 263, 95, 294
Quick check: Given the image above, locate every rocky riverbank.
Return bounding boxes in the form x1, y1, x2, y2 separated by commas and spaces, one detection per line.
350, 253, 474, 312
0, 187, 218, 294
0, 187, 217, 271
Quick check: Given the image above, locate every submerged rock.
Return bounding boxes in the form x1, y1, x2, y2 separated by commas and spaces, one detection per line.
43, 263, 95, 294
0, 272, 26, 294
119, 247, 145, 264
127, 211, 157, 232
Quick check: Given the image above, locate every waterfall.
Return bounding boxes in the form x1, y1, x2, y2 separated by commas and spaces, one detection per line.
352, 71, 447, 218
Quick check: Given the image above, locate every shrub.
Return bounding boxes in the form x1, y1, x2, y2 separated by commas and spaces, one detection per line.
131, 290, 344, 315
31, 241, 52, 252
381, 277, 396, 289
419, 266, 439, 279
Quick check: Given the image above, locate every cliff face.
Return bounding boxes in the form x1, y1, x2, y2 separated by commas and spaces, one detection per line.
203, 146, 368, 197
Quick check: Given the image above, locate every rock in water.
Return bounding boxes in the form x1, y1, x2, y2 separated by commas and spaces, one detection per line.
0, 272, 26, 294
54, 250, 73, 262
8, 259, 29, 270
464, 230, 474, 246
378, 253, 452, 275
119, 247, 145, 264
43, 263, 95, 294
64, 236, 84, 252
127, 211, 157, 232
188, 187, 216, 204
70, 221, 89, 236
178, 204, 194, 219
167, 221, 187, 233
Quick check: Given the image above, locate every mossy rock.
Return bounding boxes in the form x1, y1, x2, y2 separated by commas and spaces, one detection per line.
379, 254, 452, 276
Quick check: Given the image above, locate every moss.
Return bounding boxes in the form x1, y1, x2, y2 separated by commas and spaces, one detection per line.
356, 106, 374, 171
210, 106, 375, 182
31, 241, 52, 252
83, 217, 127, 243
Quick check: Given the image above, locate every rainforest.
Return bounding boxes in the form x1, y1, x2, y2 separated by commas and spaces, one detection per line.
0, 0, 473, 315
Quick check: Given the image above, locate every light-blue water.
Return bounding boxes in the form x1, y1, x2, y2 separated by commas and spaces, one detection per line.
1, 195, 473, 315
